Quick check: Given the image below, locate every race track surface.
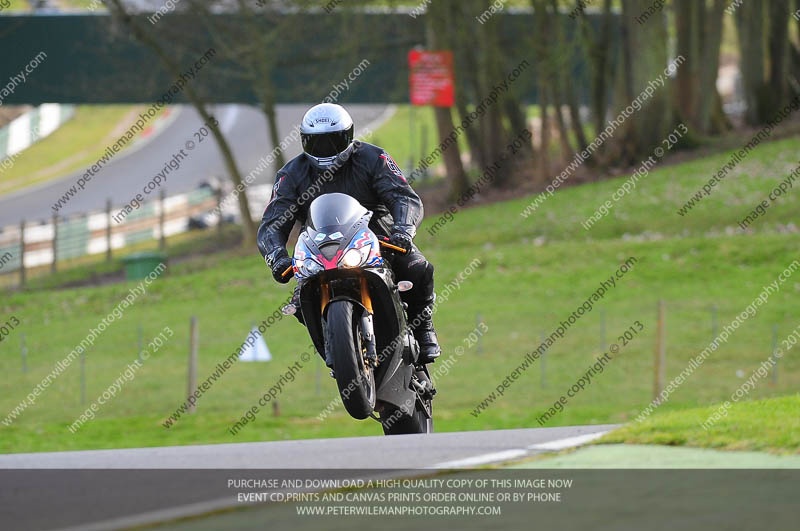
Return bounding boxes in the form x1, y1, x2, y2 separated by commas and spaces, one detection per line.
0, 425, 616, 530
0, 104, 390, 227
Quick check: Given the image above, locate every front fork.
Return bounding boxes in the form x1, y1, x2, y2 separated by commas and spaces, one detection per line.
318, 276, 372, 315
361, 313, 377, 368
320, 276, 377, 369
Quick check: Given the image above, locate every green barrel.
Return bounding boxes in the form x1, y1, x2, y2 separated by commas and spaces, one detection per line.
121, 252, 167, 281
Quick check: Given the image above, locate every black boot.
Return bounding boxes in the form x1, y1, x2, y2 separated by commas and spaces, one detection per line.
408, 302, 441, 364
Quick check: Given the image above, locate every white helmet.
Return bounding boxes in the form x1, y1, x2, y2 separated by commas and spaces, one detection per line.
300, 103, 355, 168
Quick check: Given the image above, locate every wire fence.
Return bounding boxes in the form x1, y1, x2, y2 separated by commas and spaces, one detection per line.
1, 299, 796, 427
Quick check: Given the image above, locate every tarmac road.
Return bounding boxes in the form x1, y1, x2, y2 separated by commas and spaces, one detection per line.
0, 104, 391, 227
0, 425, 615, 530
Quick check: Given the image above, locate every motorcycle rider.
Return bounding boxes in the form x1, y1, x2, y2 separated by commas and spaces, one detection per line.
257, 103, 441, 364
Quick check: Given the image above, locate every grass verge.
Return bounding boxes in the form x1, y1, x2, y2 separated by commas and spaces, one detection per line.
598, 394, 800, 455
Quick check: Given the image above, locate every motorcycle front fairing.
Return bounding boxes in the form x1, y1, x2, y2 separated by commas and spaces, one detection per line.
292, 193, 417, 414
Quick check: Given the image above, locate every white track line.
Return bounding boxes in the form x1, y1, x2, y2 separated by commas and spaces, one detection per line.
527, 431, 610, 451
431, 430, 612, 469
432, 449, 530, 469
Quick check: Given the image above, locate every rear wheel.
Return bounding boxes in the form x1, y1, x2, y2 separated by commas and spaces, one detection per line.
380, 369, 434, 435
326, 300, 375, 420
380, 400, 433, 435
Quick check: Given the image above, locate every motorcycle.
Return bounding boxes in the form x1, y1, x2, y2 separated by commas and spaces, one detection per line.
281, 193, 435, 435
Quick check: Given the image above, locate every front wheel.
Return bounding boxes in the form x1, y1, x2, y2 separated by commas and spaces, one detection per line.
326, 300, 376, 420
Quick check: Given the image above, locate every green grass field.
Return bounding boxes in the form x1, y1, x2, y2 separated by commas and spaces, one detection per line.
600, 395, 800, 454
368, 105, 444, 176
1, 133, 798, 454
1, 0, 30, 11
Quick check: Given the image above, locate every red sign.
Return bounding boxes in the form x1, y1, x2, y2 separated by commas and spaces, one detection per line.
408, 50, 455, 107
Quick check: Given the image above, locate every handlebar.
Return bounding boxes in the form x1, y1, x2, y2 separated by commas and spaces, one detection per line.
379, 239, 408, 254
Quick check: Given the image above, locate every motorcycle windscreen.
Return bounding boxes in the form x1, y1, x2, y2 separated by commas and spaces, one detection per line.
307, 193, 368, 232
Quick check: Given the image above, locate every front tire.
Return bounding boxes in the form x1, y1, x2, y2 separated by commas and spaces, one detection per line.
326, 300, 376, 420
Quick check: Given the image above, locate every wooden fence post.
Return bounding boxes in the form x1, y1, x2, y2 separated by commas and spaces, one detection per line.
540, 331, 546, 389
771, 325, 779, 385
106, 199, 113, 262
159, 189, 167, 251
21, 333, 27, 373
653, 300, 666, 400
19, 219, 25, 287
600, 309, 607, 352
187, 316, 198, 414
138, 325, 144, 363
80, 351, 86, 405
216, 187, 224, 240
51, 213, 58, 274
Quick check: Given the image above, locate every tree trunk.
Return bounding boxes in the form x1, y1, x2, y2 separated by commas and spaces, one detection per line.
615, 0, 672, 163
675, 0, 725, 134
455, 94, 484, 168
260, 90, 286, 169
504, 95, 535, 159
581, 0, 613, 135
695, 0, 726, 133
548, 0, 582, 156
450, 1, 486, 170
533, 0, 552, 175
710, 88, 732, 133
767, 0, 791, 117
567, 87, 589, 154
552, 94, 574, 161
735, 0, 767, 125
434, 107, 470, 198
538, 90, 551, 177
791, 40, 800, 98
426, 2, 470, 198
674, 0, 699, 124
474, 2, 513, 187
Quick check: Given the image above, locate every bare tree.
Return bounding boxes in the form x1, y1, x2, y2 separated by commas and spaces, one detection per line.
426, 1, 470, 198
579, 0, 614, 138
766, 0, 792, 117
187, 0, 290, 169
106, 0, 258, 244
450, 1, 490, 171
612, 0, 672, 163
735, 0, 768, 125
674, 0, 727, 134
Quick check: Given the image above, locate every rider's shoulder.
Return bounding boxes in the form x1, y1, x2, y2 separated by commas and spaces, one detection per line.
354, 142, 396, 172
278, 153, 312, 177
354, 141, 387, 160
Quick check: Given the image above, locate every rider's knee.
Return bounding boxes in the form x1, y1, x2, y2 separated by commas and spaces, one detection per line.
405, 255, 433, 280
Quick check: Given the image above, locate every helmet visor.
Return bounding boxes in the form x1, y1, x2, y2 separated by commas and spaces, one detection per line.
302, 126, 354, 158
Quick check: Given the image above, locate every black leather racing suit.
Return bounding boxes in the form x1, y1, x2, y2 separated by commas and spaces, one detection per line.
257, 141, 436, 323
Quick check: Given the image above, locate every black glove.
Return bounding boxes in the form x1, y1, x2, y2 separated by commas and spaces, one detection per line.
389, 231, 413, 253
267, 249, 294, 284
